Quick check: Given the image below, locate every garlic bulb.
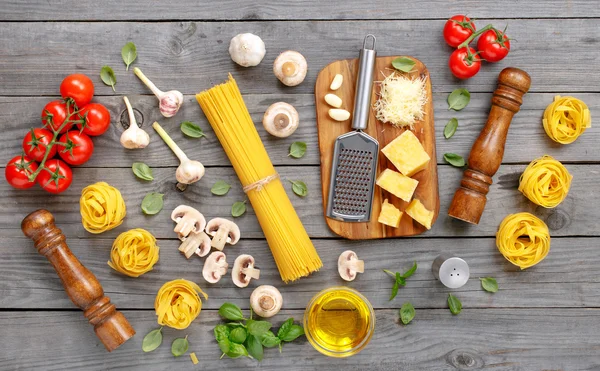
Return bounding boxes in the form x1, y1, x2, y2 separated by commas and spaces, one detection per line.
229, 33, 266, 67
120, 96, 150, 149
133, 67, 183, 118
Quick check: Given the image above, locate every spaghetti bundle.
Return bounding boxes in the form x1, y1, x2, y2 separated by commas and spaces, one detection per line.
543, 95, 591, 144
518, 155, 572, 208
108, 228, 159, 277
155, 279, 207, 330
496, 212, 550, 269
196, 75, 322, 282
80, 182, 126, 234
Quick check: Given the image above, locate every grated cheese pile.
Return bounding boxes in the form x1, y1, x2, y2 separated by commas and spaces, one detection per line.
373, 72, 427, 128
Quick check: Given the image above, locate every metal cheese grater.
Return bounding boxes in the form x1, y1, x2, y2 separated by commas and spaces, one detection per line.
326, 35, 379, 223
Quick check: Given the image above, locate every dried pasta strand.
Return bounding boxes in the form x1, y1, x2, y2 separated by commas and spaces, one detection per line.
518, 155, 572, 208
496, 212, 550, 269
80, 182, 126, 234
542, 95, 591, 144
107, 228, 159, 277
155, 279, 207, 330
196, 74, 322, 282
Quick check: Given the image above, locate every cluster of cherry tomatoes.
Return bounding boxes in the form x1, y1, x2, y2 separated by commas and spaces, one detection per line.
443, 15, 511, 79
5, 74, 111, 194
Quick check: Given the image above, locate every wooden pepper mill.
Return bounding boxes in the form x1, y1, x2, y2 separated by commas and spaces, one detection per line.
448, 67, 531, 224
21, 209, 135, 351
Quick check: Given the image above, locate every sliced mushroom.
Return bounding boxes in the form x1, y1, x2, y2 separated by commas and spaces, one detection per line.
178, 231, 212, 259
203, 251, 228, 284
205, 218, 241, 251
171, 205, 206, 240
262, 102, 299, 138
273, 50, 308, 87
338, 250, 365, 282
232, 254, 260, 288
250, 285, 283, 318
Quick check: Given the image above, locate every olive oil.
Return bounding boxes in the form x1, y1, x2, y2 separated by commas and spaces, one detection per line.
304, 287, 375, 357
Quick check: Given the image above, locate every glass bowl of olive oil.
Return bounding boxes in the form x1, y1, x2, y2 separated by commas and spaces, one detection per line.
304, 286, 375, 358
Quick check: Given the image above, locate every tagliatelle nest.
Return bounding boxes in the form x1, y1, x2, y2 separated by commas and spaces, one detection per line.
373, 72, 428, 128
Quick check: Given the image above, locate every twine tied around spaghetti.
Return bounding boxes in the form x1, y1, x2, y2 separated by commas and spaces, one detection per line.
243, 173, 280, 193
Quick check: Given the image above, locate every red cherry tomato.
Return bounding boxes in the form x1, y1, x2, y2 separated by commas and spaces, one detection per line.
477, 28, 511, 63
57, 131, 94, 165
37, 159, 73, 194
77, 103, 111, 136
42, 100, 72, 133
443, 15, 476, 48
5, 155, 39, 189
449, 47, 481, 79
60, 74, 94, 109
22, 128, 57, 162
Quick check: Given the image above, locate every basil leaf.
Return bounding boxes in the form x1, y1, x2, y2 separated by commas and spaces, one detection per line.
289, 180, 308, 197
141, 192, 164, 215
211, 180, 231, 196
392, 57, 416, 73
289, 142, 307, 159
395, 272, 406, 287
447, 88, 470, 111
401, 261, 418, 279
218, 303, 245, 321
231, 201, 246, 217
100, 65, 117, 92
389, 280, 399, 301
229, 327, 248, 344
277, 318, 293, 340
132, 162, 153, 181
259, 331, 281, 348
226, 322, 246, 329
171, 336, 189, 357
214, 324, 230, 343
448, 294, 462, 315
443, 153, 466, 167
279, 325, 304, 342
121, 42, 137, 71
399, 302, 415, 325
180, 121, 206, 138
245, 335, 264, 361
218, 338, 231, 354
247, 320, 272, 337
480, 277, 498, 293
444, 118, 458, 139
226, 342, 248, 358
142, 327, 162, 352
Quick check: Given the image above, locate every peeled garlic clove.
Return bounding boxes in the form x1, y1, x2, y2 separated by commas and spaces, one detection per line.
330, 74, 343, 90
324, 94, 342, 108
328, 108, 351, 122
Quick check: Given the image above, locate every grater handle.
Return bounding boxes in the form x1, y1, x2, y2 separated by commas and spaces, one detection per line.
351, 35, 377, 131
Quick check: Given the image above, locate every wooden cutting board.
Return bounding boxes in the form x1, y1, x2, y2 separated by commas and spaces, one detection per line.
315, 56, 439, 239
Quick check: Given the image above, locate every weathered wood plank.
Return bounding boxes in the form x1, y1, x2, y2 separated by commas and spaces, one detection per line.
2, 309, 599, 370
3, 236, 599, 309
1, 0, 597, 21
0, 20, 599, 96
0, 164, 593, 239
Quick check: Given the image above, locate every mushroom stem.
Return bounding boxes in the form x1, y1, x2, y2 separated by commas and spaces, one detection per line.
211, 227, 230, 251
242, 266, 261, 280
152, 121, 189, 162
134, 67, 164, 99
347, 259, 365, 273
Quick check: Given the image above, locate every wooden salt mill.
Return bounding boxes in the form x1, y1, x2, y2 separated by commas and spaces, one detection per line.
21, 209, 135, 351
448, 67, 531, 224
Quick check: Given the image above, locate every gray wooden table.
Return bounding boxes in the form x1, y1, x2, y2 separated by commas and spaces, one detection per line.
1, 1, 599, 370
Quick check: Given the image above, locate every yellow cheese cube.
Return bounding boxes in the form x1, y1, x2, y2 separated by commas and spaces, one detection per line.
378, 199, 403, 228
381, 130, 430, 177
405, 199, 434, 230
376, 168, 419, 202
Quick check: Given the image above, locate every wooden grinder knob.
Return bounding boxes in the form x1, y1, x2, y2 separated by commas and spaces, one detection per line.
21, 209, 135, 351
448, 68, 531, 224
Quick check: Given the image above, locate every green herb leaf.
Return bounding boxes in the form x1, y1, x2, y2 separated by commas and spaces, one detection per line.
247, 320, 272, 337
226, 342, 249, 359
245, 335, 264, 361
277, 318, 293, 340
141, 192, 164, 215
171, 336, 189, 357
214, 324, 230, 343
180, 121, 206, 138
402, 261, 418, 279
448, 294, 462, 315
226, 322, 246, 329
121, 42, 137, 71
132, 162, 153, 181
100, 65, 117, 92
142, 327, 163, 352
395, 272, 406, 287
443, 153, 466, 167
480, 277, 499, 293
218, 338, 230, 354
259, 331, 281, 348
289, 180, 308, 197
231, 201, 246, 217
392, 57, 416, 73
229, 327, 248, 344
447, 88, 471, 111
218, 303, 245, 321
289, 142, 307, 159
280, 325, 304, 342
389, 280, 399, 301
399, 302, 415, 325
444, 118, 458, 139
211, 180, 231, 196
